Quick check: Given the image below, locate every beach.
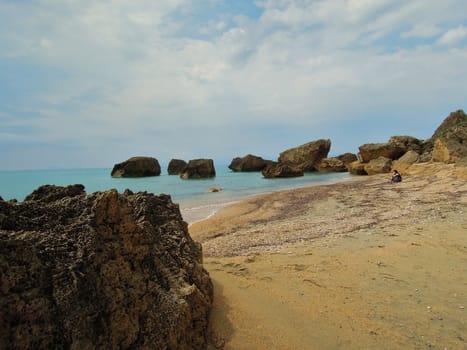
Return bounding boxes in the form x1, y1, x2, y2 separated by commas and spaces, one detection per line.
189, 163, 467, 350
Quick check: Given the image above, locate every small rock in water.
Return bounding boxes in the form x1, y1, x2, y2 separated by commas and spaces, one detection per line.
208, 187, 222, 193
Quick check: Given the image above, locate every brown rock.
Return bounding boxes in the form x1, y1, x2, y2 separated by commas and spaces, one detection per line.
279, 139, 331, 171
262, 163, 304, 178
111, 156, 161, 178
348, 161, 368, 175
431, 110, 467, 163
168, 159, 188, 175
229, 154, 273, 172
364, 156, 393, 175
316, 158, 347, 172
0, 185, 213, 350
180, 159, 216, 179
358, 143, 406, 163
392, 150, 420, 172
336, 153, 358, 167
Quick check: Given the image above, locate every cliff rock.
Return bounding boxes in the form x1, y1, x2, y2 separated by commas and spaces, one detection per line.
363, 156, 393, 175
278, 139, 331, 172
180, 159, 216, 179
262, 163, 304, 178
336, 153, 358, 167
111, 156, 161, 178
358, 142, 405, 163
228, 154, 273, 172
392, 150, 420, 172
431, 109, 467, 163
168, 159, 188, 175
348, 161, 368, 175
0, 185, 213, 350
316, 158, 347, 172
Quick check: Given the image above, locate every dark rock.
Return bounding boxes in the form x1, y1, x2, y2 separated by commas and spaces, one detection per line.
0, 185, 213, 350
431, 109, 467, 163
279, 139, 331, 172
262, 163, 304, 178
168, 159, 188, 175
24, 184, 85, 202
111, 156, 161, 178
336, 153, 358, 167
180, 159, 216, 179
229, 154, 273, 172
388, 136, 423, 154
316, 158, 347, 172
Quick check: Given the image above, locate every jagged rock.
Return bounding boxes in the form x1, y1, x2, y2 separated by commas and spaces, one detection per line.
262, 163, 304, 178
358, 142, 406, 163
336, 153, 358, 167
228, 154, 273, 172
180, 159, 216, 179
392, 150, 420, 172
24, 184, 85, 202
388, 136, 423, 154
278, 139, 331, 172
208, 187, 222, 193
431, 110, 467, 163
348, 161, 368, 175
316, 158, 347, 172
168, 159, 188, 175
0, 185, 213, 350
364, 157, 393, 175
111, 156, 161, 178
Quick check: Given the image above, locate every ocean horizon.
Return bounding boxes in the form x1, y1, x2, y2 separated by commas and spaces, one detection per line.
0, 165, 352, 224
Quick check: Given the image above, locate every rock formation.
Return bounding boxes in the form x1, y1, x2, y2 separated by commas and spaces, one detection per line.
348, 161, 368, 175
363, 156, 392, 175
278, 139, 331, 172
316, 158, 347, 172
0, 185, 213, 350
262, 163, 304, 178
431, 109, 467, 163
228, 154, 273, 172
358, 142, 406, 163
180, 159, 216, 179
336, 153, 358, 167
168, 159, 188, 175
111, 156, 161, 178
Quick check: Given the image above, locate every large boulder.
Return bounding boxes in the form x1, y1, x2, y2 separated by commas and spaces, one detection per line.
180, 159, 216, 179
358, 142, 406, 163
431, 109, 467, 163
168, 159, 188, 175
262, 163, 304, 178
363, 156, 393, 175
279, 139, 331, 171
111, 156, 161, 178
0, 185, 213, 350
316, 158, 347, 172
388, 136, 423, 154
348, 161, 367, 175
229, 154, 273, 172
392, 150, 420, 172
336, 153, 358, 167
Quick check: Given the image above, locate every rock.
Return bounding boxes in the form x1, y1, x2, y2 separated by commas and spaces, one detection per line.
168, 159, 188, 175
392, 150, 420, 172
431, 110, 467, 163
111, 156, 161, 178
208, 187, 222, 193
278, 139, 331, 172
364, 156, 393, 175
316, 158, 347, 172
228, 154, 273, 172
262, 163, 304, 178
358, 142, 406, 162
0, 185, 213, 350
388, 136, 423, 154
180, 159, 216, 179
24, 184, 85, 202
336, 153, 358, 167
348, 161, 368, 175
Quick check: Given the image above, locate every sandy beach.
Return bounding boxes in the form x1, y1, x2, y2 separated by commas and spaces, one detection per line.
189, 163, 467, 350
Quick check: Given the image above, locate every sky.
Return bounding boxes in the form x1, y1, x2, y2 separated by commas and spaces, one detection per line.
1, 0, 466, 170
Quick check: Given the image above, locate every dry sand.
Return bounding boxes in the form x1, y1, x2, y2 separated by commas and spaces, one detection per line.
189, 163, 467, 350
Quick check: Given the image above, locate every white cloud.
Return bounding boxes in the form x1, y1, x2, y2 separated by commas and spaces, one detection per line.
437, 25, 467, 46
401, 24, 442, 39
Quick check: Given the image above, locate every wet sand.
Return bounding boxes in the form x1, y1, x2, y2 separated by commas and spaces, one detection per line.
189, 163, 467, 350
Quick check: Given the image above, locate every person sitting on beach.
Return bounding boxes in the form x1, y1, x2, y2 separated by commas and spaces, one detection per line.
391, 170, 402, 183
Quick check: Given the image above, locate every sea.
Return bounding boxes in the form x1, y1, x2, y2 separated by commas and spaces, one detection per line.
0, 164, 351, 224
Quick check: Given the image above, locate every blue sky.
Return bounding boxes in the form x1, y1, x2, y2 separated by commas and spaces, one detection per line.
1, 0, 466, 170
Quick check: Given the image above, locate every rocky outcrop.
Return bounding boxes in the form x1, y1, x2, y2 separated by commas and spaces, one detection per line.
168, 159, 188, 175
392, 150, 420, 172
348, 161, 368, 175
262, 163, 304, 178
111, 156, 161, 178
316, 158, 347, 172
336, 153, 358, 167
0, 185, 213, 350
363, 157, 392, 175
229, 154, 273, 172
388, 136, 423, 154
180, 159, 216, 179
358, 142, 406, 163
431, 110, 467, 163
278, 139, 331, 172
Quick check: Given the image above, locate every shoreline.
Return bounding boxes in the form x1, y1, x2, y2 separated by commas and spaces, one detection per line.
189, 163, 467, 349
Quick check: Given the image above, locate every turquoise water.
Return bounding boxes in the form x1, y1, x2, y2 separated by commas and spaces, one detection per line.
0, 165, 351, 223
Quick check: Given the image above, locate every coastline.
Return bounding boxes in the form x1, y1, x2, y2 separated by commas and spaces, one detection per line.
189, 163, 467, 349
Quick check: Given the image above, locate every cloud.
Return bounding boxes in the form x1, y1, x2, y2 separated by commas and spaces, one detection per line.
1, 0, 467, 169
